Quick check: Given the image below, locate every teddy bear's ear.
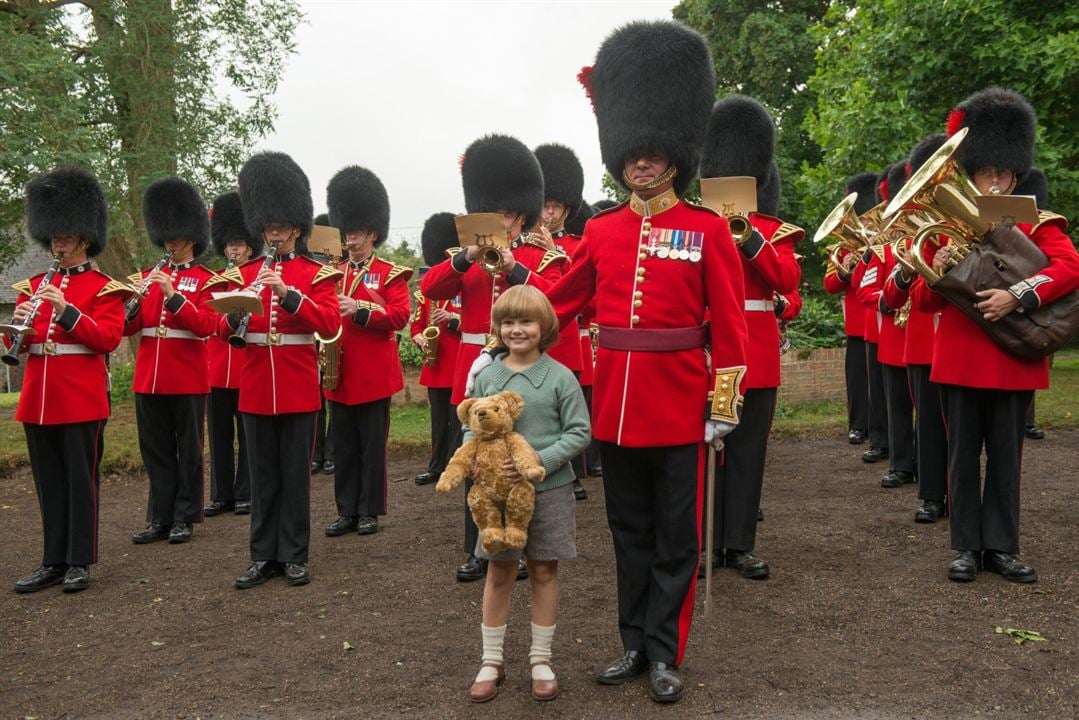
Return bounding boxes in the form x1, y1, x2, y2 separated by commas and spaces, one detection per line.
457, 398, 476, 423
499, 391, 525, 420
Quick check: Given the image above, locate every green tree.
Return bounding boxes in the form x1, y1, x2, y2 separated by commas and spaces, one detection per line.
0, 0, 301, 277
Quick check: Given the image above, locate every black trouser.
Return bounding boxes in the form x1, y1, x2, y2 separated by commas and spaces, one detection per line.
908, 365, 947, 503
582, 385, 602, 469
313, 394, 334, 464
208, 387, 249, 504
426, 387, 454, 475
1025, 397, 1036, 427
703, 387, 776, 552
25, 420, 104, 567
942, 385, 1031, 554
866, 341, 888, 449
600, 441, 702, 666
242, 411, 316, 563
845, 336, 869, 433
135, 393, 206, 525
881, 363, 915, 474
330, 397, 390, 518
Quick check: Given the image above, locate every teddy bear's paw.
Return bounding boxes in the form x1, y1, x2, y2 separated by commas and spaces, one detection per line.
524, 468, 545, 483
480, 528, 506, 554
503, 527, 528, 550
434, 476, 457, 494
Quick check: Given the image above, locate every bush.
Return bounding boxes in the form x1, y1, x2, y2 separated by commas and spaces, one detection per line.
398, 332, 424, 368
109, 359, 135, 402
787, 295, 846, 350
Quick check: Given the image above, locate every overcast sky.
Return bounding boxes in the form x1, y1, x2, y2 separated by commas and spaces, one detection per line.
256, 0, 679, 248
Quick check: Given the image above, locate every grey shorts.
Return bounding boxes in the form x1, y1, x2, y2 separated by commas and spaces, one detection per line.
476, 482, 577, 562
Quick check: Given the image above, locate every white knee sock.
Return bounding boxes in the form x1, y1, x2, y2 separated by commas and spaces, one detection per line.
476, 624, 506, 682
529, 622, 556, 681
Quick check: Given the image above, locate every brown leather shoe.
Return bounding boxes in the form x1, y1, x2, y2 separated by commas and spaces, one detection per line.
468, 662, 504, 703
531, 661, 559, 701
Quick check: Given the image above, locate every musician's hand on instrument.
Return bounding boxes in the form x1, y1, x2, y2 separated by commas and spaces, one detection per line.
499, 248, 516, 274
841, 253, 857, 273
12, 300, 36, 325
149, 269, 176, 299
258, 268, 287, 297
412, 332, 427, 349
338, 294, 359, 318
535, 225, 555, 250
932, 245, 955, 272
429, 307, 450, 324
975, 288, 1019, 322
464, 245, 481, 262
37, 284, 68, 315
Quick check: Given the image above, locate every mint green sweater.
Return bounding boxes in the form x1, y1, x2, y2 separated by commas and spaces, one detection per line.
466, 353, 592, 493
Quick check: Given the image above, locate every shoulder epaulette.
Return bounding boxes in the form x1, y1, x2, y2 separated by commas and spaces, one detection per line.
203, 274, 231, 289
12, 279, 33, 296
386, 264, 414, 284
771, 222, 805, 245
98, 278, 133, 297
537, 248, 570, 274
413, 289, 425, 304
1032, 210, 1067, 234
313, 264, 344, 284
127, 271, 144, 286
592, 200, 628, 219
219, 266, 245, 285
824, 264, 837, 277
445, 247, 463, 258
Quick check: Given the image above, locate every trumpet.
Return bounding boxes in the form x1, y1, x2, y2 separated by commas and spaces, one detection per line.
478, 244, 505, 276
125, 250, 175, 323
1, 252, 64, 367
228, 250, 276, 349
726, 214, 755, 245
421, 325, 440, 366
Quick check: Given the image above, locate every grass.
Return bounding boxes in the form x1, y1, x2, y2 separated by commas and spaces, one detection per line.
2, 354, 1076, 473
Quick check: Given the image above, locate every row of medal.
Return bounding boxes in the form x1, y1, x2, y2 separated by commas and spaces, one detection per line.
646, 228, 705, 262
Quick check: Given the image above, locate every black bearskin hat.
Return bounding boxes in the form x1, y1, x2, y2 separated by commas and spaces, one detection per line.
327, 165, 391, 248
25, 166, 108, 257
460, 134, 544, 231
533, 143, 584, 213
142, 177, 210, 257
211, 191, 262, 258
1014, 167, 1048, 209
237, 151, 313, 250
565, 201, 595, 236
947, 87, 1036, 181
885, 162, 907, 204
909, 133, 947, 175
592, 198, 619, 212
700, 95, 774, 182
421, 212, 459, 266
581, 20, 714, 197
757, 161, 782, 217
844, 172, 879, 215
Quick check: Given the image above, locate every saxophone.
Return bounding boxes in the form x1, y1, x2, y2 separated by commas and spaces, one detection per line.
316, 248, 346, 392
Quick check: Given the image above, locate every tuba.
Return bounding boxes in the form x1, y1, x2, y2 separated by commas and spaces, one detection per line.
813, 193, 872, 270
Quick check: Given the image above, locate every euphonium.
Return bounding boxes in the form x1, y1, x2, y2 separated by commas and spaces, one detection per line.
813, 193, 872, 264
1, 252, 64, 367
421, 325, 440, 366
124, 250, 175, 323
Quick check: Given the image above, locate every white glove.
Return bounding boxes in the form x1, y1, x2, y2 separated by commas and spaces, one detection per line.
463, 352, 494, 398
704, 419, 736, 451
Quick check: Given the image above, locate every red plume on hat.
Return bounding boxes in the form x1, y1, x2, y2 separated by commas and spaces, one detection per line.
946, 108, 965, 138
577, 66, 595, 112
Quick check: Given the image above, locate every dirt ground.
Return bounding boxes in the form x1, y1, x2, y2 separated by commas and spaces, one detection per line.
1, 431, 1076, 720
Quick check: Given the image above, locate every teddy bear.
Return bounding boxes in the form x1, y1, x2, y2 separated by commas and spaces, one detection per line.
435, 391, 546, 554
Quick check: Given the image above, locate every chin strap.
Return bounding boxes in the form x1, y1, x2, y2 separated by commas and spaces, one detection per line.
622, 164, 678, 192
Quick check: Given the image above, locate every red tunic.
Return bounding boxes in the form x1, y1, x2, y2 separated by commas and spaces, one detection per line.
881, 243, 935, 366
567, 237, 596, 387
910, 214, 1079, 390
546, 192, 748, 447
548, 230, 583, 373
857, 245, 906, 367
324, 255, 411, 406
823, 248, 866, 338
124, 262, 222, 395
207, 271, 245, 390
216, 253, 342, 415
10, 264, 130, 425
410, 290, 462, 389
420, 236, 566, 405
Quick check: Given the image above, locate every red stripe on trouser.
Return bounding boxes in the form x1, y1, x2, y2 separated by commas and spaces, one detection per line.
675, 442, 706, 665
90, 420, 103, 564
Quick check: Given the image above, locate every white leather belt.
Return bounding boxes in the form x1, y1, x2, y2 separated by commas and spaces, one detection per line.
245, 332, 314, 347
744, 299, 775, 312
460, 332, 491, 346
140, 327, 200, 340
28, 342, 92, 356
579, 329, 591, 338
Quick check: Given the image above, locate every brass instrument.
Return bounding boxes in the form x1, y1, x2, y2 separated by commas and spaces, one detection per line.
479, 245, 504, 275
124, 250, 175, 323
421, 325, 440, 366
894, 298, 913, 329
317, 327, 342, 391
228, 250, 276, 349
858, 203, 888, 262
726, 214, 754, 245
1, 253, 63, 367
813, 193, 872, 270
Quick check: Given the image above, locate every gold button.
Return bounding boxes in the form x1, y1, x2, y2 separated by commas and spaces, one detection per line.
639, 244, 648, 251
638, 253, 647, 261
635, 276, 644, 285
633, 300, 642, 308
642, 222, 651, 231
631, 315, 640, 325
634, 291, 643, 299
637, 267, 646, 276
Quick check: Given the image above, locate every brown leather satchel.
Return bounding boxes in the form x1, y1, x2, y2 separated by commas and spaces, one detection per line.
933, 224, 1079, 359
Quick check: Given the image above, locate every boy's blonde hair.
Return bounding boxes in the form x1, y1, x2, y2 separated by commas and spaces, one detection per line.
490, 285, 560, 352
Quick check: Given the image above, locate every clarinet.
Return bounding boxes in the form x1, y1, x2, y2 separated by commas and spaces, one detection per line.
1, 253, 64, 367
124, 250, 175, 323
227, 251, 276, 349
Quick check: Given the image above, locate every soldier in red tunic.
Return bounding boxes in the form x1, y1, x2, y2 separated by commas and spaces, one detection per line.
697, 95, 802, 581
223, 152, 342, 589
421, 134, 566, 583
203, 191, 261, 518
545, 21, 747, 703
910, 88, 1079, 583
9, 166, 130, 593
126, 178, 222, 546
411, 212, 463, 487
322, 166, 412, 538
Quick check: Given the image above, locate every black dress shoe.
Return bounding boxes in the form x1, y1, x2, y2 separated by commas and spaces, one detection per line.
862, 447, 889, 463
414, 471, 438, 486
725, 549, 769, 579
14, 565, 66, 593
848, 429, 866, 444
234, 501, 251, 515
132, 523, 170, 544
648, 662, 685, 703
284, 562, 311, 586
757, 508, 764, 522
325, 515, 358, 537
168, 522, 192, 544
914, 499, 947, 523
322, 461, 335, 475
310, 460, 323, 473
948, 550, 979, 582
586, 464, 603, 477
596, 650, 648, 685
235, 561, 281, 589
881, 470, 916, 488
573, 479, 588, 501
456, 555, 488, 582
62, 565, 89, 593
516, 558, 529, 581
696, 549, 722, 578
983, 551, 1038, 583
1024, 425, 1045, 440
356, 516, 379, 535
204, 500, 235, 517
